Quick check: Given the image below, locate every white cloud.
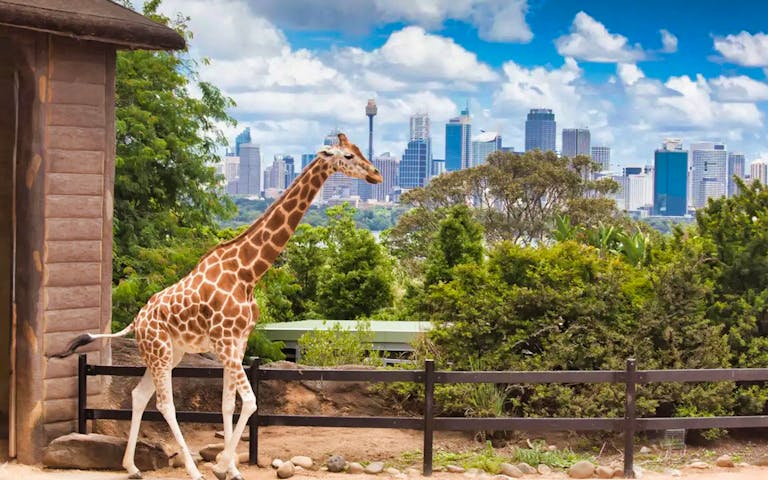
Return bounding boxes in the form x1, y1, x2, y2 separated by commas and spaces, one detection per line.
660, 29, 678, 53
555, 11, 645, 63
617, 63, 644, 86
709, 75, 768, 102
713, 31, 768, 67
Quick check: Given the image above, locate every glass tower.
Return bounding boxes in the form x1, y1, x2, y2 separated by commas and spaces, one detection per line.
445, 107, 471, 171
524, 108, 556, 152
234, 127, 251, 157
400, 138, 431, 188
653, 141, 688, 216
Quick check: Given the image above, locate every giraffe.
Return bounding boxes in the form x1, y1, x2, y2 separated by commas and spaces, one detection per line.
53, 133, 382, 480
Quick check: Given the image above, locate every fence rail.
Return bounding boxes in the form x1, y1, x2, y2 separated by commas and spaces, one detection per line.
77, 355, 768, 479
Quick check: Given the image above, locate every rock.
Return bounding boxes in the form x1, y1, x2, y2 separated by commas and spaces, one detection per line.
596, 466, 614, 478
633, 465, 644, 479
547, 445, 558, 451
238, 452, 250, 464
447, 465, 466, 473
328, 455, 347, 472
567, 460, 596, 479
405, 468, 421, 477
464, 468, 483, 478
499, 463, 523, 478
199, 443, 225, 462
753, 456, 768, 466
365, 461, 385, 474
386, 467, 402, 476
716, 455, 735, 468
537, 464, 552, 475
273, 458, 284, 468
42, 433, 168, 471
215, 430, 249, 441
516, 463, 536, 474
688, 461, 710, 469
277, 461, 296, 479
170, 452, 185, 468
291, 456, 314, 469
348, 462, 365, 474
639, 446, 652, 454
663, 468, 681, 477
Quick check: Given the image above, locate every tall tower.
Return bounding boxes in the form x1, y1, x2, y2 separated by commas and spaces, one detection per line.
653, 139, 688, 216
524, 108, 556, 152
445, 106, 472, 171
562, 128, 591, 157
356, 99, 377, 201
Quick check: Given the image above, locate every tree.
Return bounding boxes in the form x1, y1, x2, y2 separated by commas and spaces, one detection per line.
113, 0, 235, 280
425, 205, 484, 285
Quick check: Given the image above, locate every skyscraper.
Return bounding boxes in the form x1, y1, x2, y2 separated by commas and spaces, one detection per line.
301, 153, 315, 171
524, 108, 556, 152
358, 99, 378, 201
400, 138, 431, 189
372, 152, 399, 202
283, 155, 296, 188
410, 112, 430, 140
445, 107, 472, 171
471, 131, 502, 167
591, 146, 611, 170
237, 143, 261, 195
751, 160, 768, 185
727, 153, 745, 197
653, 139, 688, 216
690, 142, 727, 208
234, 127, 251, 157
562, 128, 591, 157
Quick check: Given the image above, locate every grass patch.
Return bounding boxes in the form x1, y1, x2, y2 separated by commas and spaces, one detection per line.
511, 441, 593, 469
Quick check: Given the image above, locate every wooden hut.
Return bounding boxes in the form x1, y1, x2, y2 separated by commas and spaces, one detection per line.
0, 0, 184, 463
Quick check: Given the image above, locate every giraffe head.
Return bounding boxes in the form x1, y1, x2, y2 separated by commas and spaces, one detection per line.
319, 133, 383, 184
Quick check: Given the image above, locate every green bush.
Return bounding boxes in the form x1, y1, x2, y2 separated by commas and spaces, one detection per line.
298, 320, 382, 366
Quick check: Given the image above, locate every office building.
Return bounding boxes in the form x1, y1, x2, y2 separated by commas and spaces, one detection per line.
234, 127, 251, 156
562, 128, 591, 157
283, 155, 296, 188
690, 142, 727, 208
410, 112, 430, 140
727, 153, 745, 197
264, 155, 287, 191
237, 143, 261, 195
653, 140, 688, 216
400, 138, 431, 189
372, 152, 399, 202
524, 108, 556, 152
751, 160, 768, 185
627, 172, 653, 212
591, 146, 611, 170
301, 153, 315, 171
471, 131, 502, 167
445, 107, 472, 171
432, 159, 446, 177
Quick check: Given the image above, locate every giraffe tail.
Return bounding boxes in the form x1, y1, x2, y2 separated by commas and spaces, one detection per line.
50, 322, 135, 358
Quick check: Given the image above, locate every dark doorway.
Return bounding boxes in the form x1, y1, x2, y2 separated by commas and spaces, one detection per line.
0, 38, 18, 460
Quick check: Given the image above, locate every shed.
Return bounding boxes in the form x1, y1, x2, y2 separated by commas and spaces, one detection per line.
261, 320, 432, 364
0, 0, 184, 463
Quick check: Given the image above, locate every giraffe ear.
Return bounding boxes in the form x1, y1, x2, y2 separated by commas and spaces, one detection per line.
337, 133, 350, 146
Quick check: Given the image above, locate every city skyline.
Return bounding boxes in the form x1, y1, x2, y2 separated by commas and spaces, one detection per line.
154, 0, 768, 172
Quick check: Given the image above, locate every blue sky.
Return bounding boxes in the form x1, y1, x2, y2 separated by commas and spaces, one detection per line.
155, 0, 768, 171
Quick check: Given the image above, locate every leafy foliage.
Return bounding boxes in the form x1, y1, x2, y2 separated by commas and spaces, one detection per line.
298, 320, 380, 366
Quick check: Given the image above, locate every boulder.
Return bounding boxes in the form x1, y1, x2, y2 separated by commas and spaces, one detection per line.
365, 461, 385, 474
386, 467, 402, 476
272, 458, 284, 469
716, 455, 735, 468
327, 455, 347, 472
567, 460, 596, 479
277, 461, 296, 479
290, 455, 314, 469
348, 462, 365, 474
596, 466, 614, 478
537, 464, 552, 475
447, 465, 466, 473
43, 433, 167, 471
516, 463, 536, 474
688, 461, 710, 469
199, 443, 225, 462
499, 463, 523, 478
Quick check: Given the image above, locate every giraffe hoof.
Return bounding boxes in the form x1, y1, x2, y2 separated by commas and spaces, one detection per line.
212, 470, 228, 480
232, 476, 245, 480
128, 472, 143, 480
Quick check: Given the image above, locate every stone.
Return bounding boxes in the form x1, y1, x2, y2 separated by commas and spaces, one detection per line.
405, 468, 421, 477
516, 463, 536, 474
170, 452, 185, 469
547, 445, 557, 451
447, 465, 466, 473
291, 456, 314, 469
273, 458, 284, 468
365, 461, 385, 474
639, 446, 652, 454
753, 456, 768, 466
596, 466, 614, 478
327, 455, 347, 472
386, 467, 402, 476
277, 461, 296, 479
499, 463, 523, 478
199, 443, 225, 462
215, 430, 249, 441
464, 468, 483, 478
348, 462, 365, 474
633, 465, 644, 479
716, 455, 735, 468
688, 461, 710, 469
663, 468, 682, 477
537, 464, 552, 475
43, 433, 168, 471
567, 460, 596, 479
238, 452, 250, 464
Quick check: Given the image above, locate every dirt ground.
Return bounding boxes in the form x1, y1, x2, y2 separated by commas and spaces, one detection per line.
4, 339, 768, 479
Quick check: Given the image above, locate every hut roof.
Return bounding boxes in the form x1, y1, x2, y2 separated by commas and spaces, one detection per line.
0, 0, 185, 50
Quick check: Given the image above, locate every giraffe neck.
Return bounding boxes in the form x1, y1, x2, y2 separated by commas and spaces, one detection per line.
213, 156, 332, 287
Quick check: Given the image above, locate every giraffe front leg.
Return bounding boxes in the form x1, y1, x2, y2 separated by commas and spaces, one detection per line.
122, 371, 155, 479
221, 368, 244, 480
213, 364, 256, 480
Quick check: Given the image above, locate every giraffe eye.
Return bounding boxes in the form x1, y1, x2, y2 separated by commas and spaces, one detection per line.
344, 153, 354, 159
321, 150, 333, 157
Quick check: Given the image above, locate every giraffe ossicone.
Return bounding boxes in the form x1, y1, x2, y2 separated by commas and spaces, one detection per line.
53, 133, 382, 480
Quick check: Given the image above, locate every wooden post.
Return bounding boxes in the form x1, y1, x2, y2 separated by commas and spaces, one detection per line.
623, 358, 637, 478
423, 359, 435, 476
77, 354, 87, 434
248, 357, 261, 465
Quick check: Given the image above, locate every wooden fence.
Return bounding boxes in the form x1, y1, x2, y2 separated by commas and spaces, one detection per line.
77, 355, 768, 479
